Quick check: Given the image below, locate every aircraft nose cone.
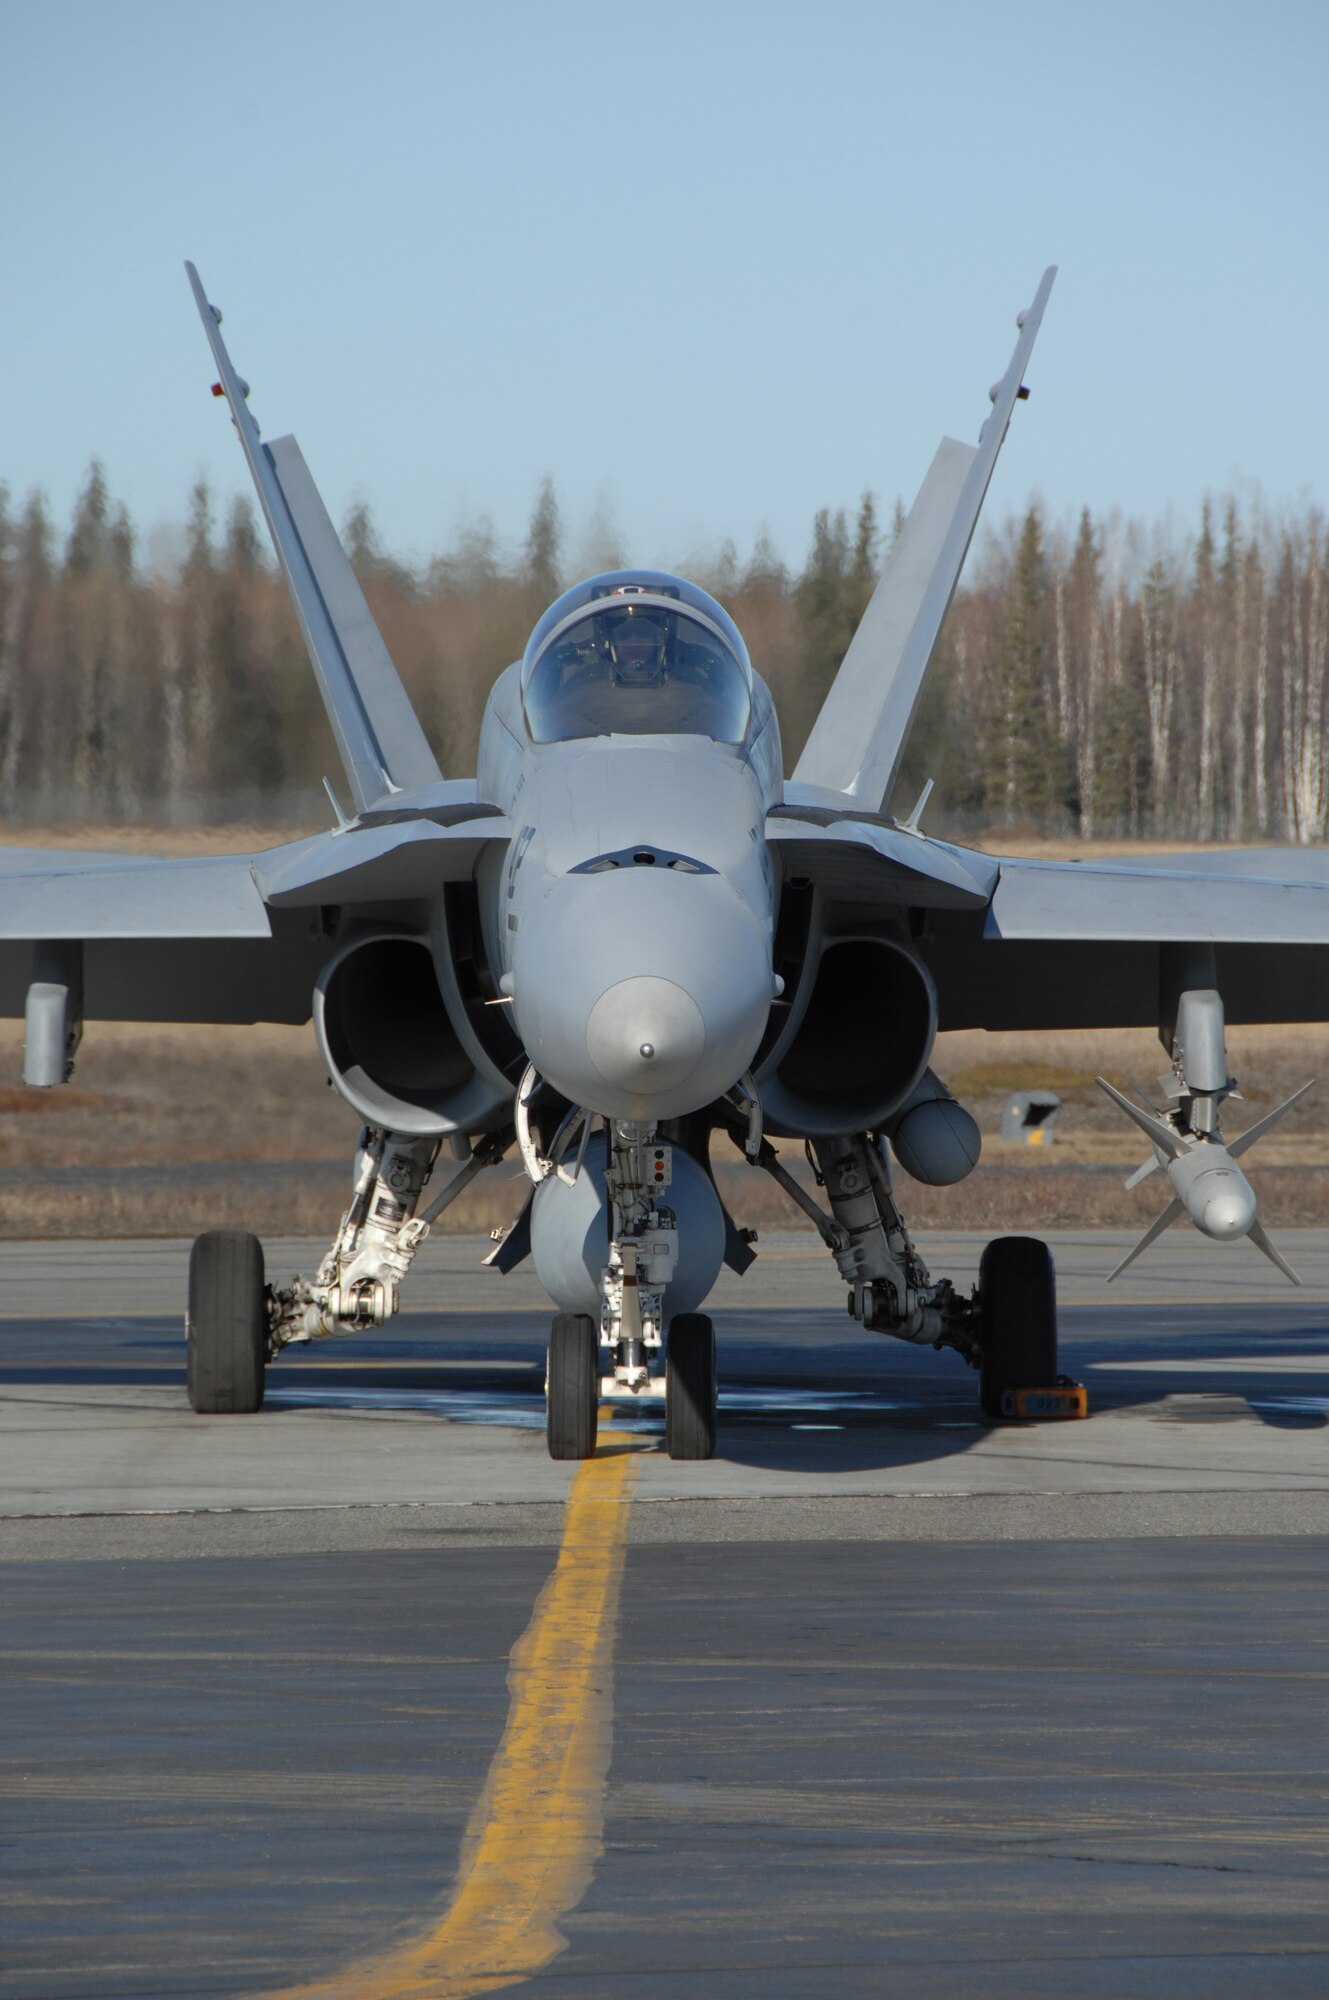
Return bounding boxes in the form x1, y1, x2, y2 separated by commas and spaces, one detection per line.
586, 976, 706, 1095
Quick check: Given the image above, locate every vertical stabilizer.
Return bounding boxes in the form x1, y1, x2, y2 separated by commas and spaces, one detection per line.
185, 262, 442, 813
794, 268, 1057, 811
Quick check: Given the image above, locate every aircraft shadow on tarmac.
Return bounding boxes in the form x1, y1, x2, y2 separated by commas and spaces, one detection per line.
9, 1304, 1329, 1478
674, 1307, 1329, 1470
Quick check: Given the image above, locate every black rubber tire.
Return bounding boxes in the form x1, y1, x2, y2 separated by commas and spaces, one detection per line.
665, 1312, 717, 1460
978, 1235, 1057, 1419
187, 1230, 267, 1415
546, 1313, 598, 1460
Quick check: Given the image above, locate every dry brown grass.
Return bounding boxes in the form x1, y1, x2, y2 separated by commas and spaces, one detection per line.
1, 822, 320, 856
0, 1017, 1321, 1239
967, 830, 1280, 861
7, 822, 1278, 863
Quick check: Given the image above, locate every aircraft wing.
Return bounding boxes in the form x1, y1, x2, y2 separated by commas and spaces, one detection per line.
0, 850, 272, 938
767, 809, 1329, 1029
1071, 847, 1329, 883
793, 268, 1056, 813
986, 853, 1329, 944
186, 263, 442, 814
0, 811, 510, 1036
914, 848, 1329, 1032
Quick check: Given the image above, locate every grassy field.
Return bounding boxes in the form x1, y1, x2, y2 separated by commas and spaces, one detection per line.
0, 823, 1323, 1241
0, 1017, 1322, 1241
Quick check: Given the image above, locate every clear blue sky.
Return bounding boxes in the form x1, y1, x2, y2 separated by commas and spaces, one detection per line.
3, 0, 1326, 578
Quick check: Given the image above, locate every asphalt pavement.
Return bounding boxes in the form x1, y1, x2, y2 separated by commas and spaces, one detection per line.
3, 1228, 1329, 1997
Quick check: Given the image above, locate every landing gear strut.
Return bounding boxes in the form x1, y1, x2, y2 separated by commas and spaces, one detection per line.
516, 1073, 722, 1462
736, 1126, 981, 1360
186, 1127, 514, 1417
732, 1119, 1065, 1420
264, 1127, 511, 1348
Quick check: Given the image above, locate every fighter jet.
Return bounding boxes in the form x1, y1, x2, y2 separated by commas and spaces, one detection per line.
5, 264, 1321, 1458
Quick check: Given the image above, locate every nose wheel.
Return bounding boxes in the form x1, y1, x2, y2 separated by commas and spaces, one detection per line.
546, 1312, 599, 1459
665, 1312, 717, 1459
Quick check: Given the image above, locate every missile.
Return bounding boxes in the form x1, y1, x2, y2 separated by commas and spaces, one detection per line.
1096, 1075, 1314, 1283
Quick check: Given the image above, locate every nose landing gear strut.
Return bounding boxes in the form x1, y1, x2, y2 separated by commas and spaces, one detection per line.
522, 1074, 719, 1463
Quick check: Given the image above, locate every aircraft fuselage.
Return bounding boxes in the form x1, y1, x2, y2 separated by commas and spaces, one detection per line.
473, 581, 785, 1123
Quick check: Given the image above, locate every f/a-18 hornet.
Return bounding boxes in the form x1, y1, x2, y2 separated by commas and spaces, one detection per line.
7, 265, 1319, 1458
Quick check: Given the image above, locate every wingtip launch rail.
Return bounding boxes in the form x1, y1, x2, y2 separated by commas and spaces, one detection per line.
794, 266, 1057, 813
184, 261, 442, 814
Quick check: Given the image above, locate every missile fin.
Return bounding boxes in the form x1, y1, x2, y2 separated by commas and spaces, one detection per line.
1107, 1197, 1184, 1282
1124, 1155, 1162, 1190
1247, 1219, 1302, 1286
1227, 1079, 1317, 1161
1096, 1076, 1184, 1161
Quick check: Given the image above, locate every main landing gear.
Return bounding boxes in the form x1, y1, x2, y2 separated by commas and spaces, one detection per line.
183, 1104, 1072, 1439
185, 1124, 511, 1414
186, 1230, 267, 1415
978, 1235, 1058, 1418
730, 1120, 1073, 1422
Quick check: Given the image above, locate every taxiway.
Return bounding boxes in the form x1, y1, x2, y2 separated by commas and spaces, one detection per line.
4, 1230, 1328, 1996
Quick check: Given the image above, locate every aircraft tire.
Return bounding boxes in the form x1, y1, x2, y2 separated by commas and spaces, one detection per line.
978, 1234, 1057, 1419
187, 1230, 267, 1415
665, 1312, 717, 1460
546, 1312, 598, 1460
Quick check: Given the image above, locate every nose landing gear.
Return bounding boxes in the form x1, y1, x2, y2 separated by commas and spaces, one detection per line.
664, 1312, 717, 1459
530, 1102, 722, 1463
543, 1306, 719, 1461
545, 1312, 599, 1460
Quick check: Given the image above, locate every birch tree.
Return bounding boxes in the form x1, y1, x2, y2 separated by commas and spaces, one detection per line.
1277, 524, 1329, 843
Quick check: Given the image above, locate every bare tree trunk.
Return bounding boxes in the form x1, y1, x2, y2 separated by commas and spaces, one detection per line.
0, 589, 25, 812
1142, 566, 1178, 836
1278, 536, 1329, 843
1197, 655, 1216, 839
1054, 573, 1069, 734
161, 617, 188, 827
1254, 576, 1270, 835
1229, 556, 1247, 837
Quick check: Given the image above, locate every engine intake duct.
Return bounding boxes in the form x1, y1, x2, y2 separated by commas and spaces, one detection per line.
314, 931, 510, 1137
757, 934, 937, 1140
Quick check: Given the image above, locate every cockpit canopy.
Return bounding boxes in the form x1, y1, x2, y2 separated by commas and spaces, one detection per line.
521, 570, 752, 745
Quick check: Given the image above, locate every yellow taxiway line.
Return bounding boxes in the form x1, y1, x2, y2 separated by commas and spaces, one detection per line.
262, 1414, 640, 2000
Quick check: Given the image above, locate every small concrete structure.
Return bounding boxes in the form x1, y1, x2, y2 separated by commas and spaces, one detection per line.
1001, 1089, 1062, 1146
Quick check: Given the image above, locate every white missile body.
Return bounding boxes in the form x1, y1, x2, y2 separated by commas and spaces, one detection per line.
1097, 1073, 1314, 1283
1162, 1141, 1256, 1241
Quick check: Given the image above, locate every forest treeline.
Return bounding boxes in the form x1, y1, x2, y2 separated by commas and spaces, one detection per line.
0, 462, 1326, 839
